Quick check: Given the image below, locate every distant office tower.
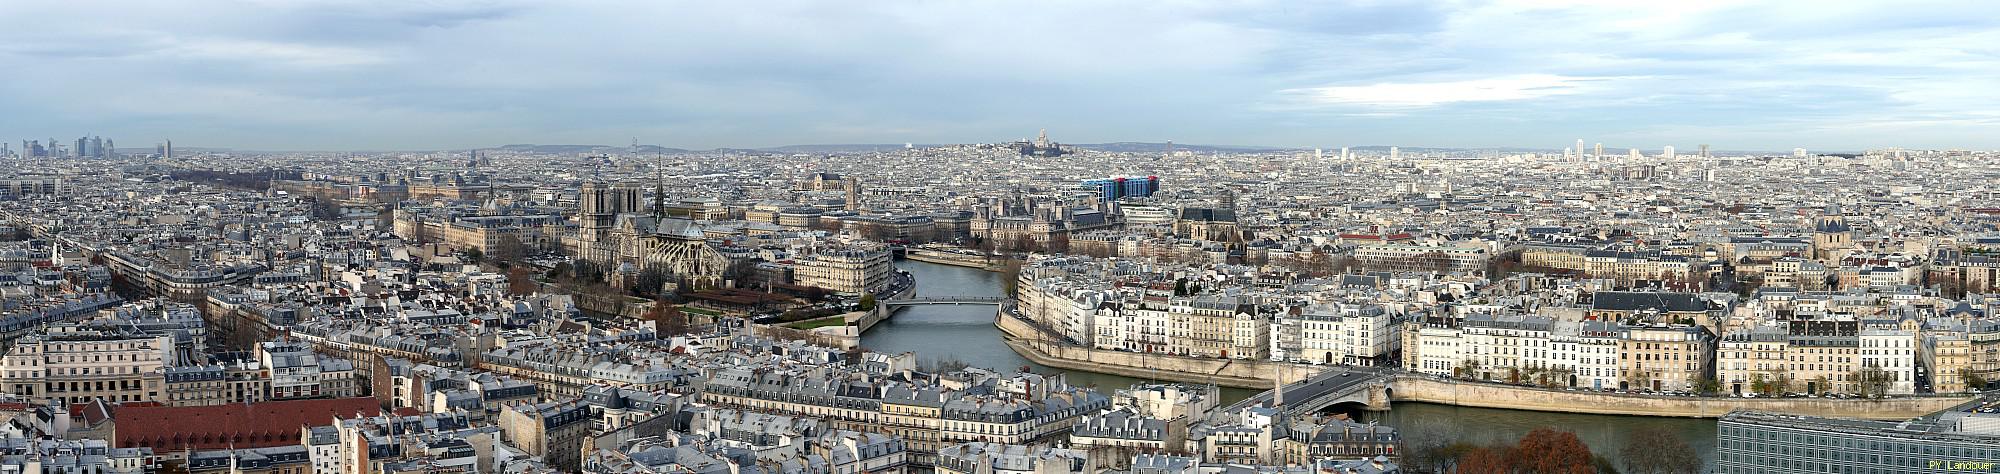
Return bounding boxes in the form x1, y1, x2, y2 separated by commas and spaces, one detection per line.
1699, 144, 1710, 158
103, 138, 114, 158
1339, 147, 1350, 160
1389, 146, 1400, 160
1593, 143, 1604, 158
1629, 148, 1640, 160
1662, 146, 1676, 160
1793, 148, 1807, 158
1563, 147, 1574, 160
1314, 148, 1323, 160
74, 137, 87, 158
1575, 139, 1585, 157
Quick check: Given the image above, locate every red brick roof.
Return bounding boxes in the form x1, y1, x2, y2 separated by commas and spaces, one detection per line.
114, 398, 380, 451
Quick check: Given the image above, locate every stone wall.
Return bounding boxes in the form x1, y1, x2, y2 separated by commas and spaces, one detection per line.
999, 310, 1979, 419
1388, 375, 1974, 420
573, 292, 654, 319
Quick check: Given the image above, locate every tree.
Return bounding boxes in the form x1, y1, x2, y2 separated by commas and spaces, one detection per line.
649, 298, 689, 338
997, 259, 1026, 297
1629, 369, 1654, 391
1457, 359, 1484, 380
1963, 368, 1988, 391
858, 294, 877, 311
725, 258, 762, 287
1400, 419, 1455, 473
507, 267, 538, 296
1621, 427, 1701, 474
634, 268, 670, 297
1809, 375, 1832, 395
1853, 363, 1891, 398
546, 262, 572, 280
844, 345, 866, 367
463, 247, 484, 264
920, 356, 970, 373
1514, 428, 1597, 474
1045, 232, 1070, 254
1455, 445, 1513, 474
1695, 375, 1722, 396
1769, 366, 1793, 395
1546, 366, 1576, 388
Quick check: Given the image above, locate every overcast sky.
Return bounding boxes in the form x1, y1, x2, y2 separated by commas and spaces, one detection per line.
1, 1, 1995, 152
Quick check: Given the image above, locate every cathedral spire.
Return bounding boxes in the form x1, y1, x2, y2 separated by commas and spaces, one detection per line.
653, 150, 666, 219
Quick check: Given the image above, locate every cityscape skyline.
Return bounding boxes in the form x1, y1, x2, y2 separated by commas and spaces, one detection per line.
2, 1, 2000, 471
2, 1, 1997, 151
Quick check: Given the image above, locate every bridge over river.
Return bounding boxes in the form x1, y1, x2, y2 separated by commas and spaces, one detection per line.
1221, 367, 1396, 417
881, 296, 1006, 308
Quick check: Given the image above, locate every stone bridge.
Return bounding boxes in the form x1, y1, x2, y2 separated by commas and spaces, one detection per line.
1224, 368, 1395, 417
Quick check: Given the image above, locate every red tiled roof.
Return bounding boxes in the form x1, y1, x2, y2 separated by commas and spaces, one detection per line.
114, 398, 380, 451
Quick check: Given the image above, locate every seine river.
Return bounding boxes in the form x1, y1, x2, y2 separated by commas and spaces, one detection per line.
864, 260, 1719, 467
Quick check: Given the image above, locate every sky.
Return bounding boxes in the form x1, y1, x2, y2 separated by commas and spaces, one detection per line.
1, 0, 1996, 152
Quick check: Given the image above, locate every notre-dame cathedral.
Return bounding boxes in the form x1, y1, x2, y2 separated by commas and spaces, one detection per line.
562, 181, 728, 291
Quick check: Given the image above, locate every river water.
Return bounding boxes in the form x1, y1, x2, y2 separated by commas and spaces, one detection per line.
864, 260, 1717, 467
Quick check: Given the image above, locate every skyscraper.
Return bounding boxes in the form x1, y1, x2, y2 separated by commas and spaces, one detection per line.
1575, 139, 1585, 157
1339, 147, 1350, 160
1629, 148, 1640, 160
1389, 146, 1400, 160
1593, 143, 1604, 158
1699, 144, 1710, 158
1663, 146, 1676, 160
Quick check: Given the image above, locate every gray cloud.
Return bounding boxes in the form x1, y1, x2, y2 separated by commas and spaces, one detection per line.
0, 0, 1994, 151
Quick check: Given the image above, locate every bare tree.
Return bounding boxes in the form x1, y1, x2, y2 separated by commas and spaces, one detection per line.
650, 297, 690, 338
1401, 418, 1456, 472
1621, 427, 1702, 474
506, 267, 538, 296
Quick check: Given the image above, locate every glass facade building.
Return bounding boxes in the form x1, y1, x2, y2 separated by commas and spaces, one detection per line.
1082, 176, 1159, 202
1715, 409, 2000, 474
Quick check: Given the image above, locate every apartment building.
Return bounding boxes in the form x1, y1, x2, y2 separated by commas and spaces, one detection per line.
1, 327, 177, 406
499, 400, 593, 472
1619, 325, 1715, 392
792, 247, 893, 295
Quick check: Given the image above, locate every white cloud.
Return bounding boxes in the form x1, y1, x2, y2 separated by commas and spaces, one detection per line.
1286, 74, 1602, 108
166, 38, 389, 68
